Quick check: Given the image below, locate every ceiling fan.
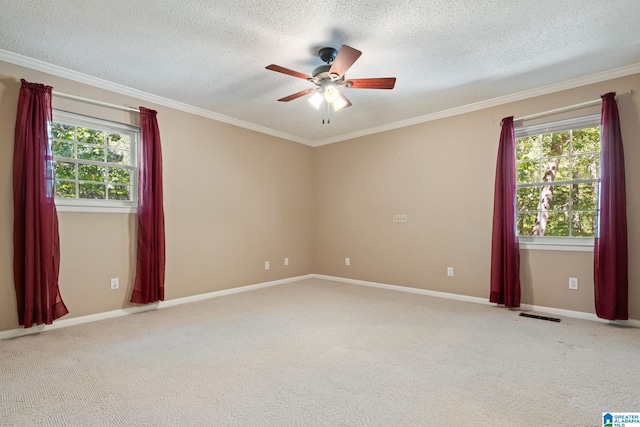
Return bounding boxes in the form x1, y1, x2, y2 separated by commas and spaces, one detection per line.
266, 45, 396, 120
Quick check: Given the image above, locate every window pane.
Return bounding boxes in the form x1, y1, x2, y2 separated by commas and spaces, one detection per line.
571, 211, 596, 237
79, 183, 106, 199
572, 127, 600, 153
544, 212, 569, 236
550, 185, 570, 211
107, 133, 130, 150
108, 185, 131, 201
517, 213, 537, 236
55, 180, 76, 198
540, 158, 567, 182
571, 184, 597, 210
53, 140, 75, 158
78, 164, 106, 182
515, 120, 600, 239
107, 148, 131, 165
54, 161, 76, 180
108, 167, 131, 185
77, 144, 105, 161
517, 160, 540, 184
572, 154, 599, 180
517, 187, 539, 211
542, 132, 569, 157
516, 135, 540, 161
76, 128, 104, 144
549, 157, 570, 181
52, 112, 139, 209
52, 123, 75, 141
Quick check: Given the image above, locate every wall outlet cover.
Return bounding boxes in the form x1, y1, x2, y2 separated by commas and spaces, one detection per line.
569, 277, 579, 290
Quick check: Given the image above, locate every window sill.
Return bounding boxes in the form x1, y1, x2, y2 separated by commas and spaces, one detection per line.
518, 237, 594, 252
55, 199, 137, 214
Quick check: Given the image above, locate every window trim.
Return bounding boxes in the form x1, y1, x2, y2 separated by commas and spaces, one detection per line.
515, 114, 600, 251
518, 237, 594, 252
52, 109, 139, 214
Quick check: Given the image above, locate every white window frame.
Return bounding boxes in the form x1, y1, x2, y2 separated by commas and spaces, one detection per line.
515, 114, 600, 251
52, 110, 139, 214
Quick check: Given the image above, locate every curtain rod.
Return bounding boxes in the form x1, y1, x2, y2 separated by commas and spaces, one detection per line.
500, 90, 632, 126
52, 91, 139, 113
513, 98, 601, 123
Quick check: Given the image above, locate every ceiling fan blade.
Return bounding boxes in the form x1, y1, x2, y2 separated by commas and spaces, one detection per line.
277, 88, 315, 102
266, 64, 313, 81
329, 45, 362, 77
346, 78, 397, 89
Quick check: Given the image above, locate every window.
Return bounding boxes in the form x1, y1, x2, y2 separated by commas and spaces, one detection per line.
52, 110, 139, 212
515, 115, 600, 248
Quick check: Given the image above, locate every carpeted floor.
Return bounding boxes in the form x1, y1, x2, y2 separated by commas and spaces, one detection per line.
1, 278, 638, 426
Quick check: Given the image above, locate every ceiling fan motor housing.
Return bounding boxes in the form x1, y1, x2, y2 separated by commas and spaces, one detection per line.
311, 64, 331, 79
310, 64, 345, 86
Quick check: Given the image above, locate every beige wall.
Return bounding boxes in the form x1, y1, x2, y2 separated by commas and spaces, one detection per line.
315, 73, 640, 319
1, 59, 638, 334
0, 61, 316, 332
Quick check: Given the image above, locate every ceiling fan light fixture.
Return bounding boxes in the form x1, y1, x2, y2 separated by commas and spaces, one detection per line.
308, 92, 323, 109
332, 96, 348, 111
323, 84, 340, 104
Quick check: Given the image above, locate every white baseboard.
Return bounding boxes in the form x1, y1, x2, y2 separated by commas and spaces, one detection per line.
2, 273, 636, 340
313, 274, 492, 306
314, 274, 640, 328
0, 274, 314, 340
158, 274, 314, 308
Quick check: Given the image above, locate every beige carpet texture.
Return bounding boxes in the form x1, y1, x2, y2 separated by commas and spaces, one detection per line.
1, 278, 638, 426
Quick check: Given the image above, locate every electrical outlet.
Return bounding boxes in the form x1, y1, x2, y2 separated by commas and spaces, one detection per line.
110, 278, 119, 290
345, 257, 350, 266
264, 261, 270, 271
284, 257, 289, 266
447, 267, 454, 277
569, 277, 579, 290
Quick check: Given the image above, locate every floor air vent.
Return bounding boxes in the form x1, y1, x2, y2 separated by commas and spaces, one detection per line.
519, 312, 561, 322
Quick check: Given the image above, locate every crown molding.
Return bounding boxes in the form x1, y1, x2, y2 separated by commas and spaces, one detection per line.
312, 62, 640, 147
2, 49, 638, 148
0, 49, 314, 147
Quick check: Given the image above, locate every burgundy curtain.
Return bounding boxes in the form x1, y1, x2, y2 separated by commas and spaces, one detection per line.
131, 107, 165, 304
594, 92, 628, 320
489, 116, 521, 308
13, 79, 68, 328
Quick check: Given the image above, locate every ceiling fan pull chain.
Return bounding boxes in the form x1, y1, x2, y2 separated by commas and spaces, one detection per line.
326, 100, 332, 124
322, 100, 328, 124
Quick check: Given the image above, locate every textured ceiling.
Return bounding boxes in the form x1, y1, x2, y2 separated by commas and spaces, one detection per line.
1, 0, 639, 145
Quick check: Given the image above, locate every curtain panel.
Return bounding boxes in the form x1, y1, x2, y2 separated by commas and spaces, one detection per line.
130, 107, 166, 304
594, 92, 628, 320
13, 79, 68, 328
490, 116, 521, 308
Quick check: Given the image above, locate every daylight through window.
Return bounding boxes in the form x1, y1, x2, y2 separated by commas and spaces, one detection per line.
52, 110, 139, 211
515, 115, 600, 238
